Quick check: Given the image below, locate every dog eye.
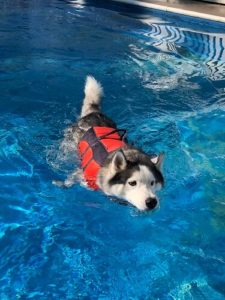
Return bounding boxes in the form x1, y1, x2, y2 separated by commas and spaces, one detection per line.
128, 181, 137, 186
151, 180, 155, 186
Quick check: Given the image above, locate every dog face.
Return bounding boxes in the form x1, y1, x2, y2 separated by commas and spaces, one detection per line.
97, 151, 164, 211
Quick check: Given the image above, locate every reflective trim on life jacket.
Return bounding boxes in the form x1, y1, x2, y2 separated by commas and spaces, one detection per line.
78, 127, 126, 190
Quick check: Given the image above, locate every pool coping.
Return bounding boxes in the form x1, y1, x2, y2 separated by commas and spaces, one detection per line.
112, 0, 225, 23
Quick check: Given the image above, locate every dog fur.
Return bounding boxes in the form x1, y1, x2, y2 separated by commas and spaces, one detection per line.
53, 76, 164, 211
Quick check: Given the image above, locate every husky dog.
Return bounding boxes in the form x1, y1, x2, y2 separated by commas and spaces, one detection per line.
53, 76, 164, 211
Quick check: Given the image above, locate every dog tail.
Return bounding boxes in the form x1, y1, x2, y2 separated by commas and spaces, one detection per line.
81, 76, 103, 117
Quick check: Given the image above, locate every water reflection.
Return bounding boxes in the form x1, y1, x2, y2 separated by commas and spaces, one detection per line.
141, 19, 225, 81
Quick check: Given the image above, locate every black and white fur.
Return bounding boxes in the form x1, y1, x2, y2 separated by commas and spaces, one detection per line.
53, 76, 164, 211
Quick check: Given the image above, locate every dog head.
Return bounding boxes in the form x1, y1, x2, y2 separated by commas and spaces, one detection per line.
97, 150, 164, 211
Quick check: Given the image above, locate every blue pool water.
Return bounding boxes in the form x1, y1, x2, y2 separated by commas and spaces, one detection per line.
1, 0, 225, 298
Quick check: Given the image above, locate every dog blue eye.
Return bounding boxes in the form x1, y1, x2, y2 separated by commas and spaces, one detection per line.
128, 181, 137, 186
151, 180, 155, 186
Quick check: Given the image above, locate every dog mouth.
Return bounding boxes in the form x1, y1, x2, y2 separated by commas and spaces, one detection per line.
109, 196, 160, 212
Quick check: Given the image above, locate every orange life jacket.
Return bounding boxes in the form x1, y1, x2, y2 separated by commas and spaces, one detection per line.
78, 127, 126, 190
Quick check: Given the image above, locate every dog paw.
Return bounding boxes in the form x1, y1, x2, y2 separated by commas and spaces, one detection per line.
52, 180, 66, 188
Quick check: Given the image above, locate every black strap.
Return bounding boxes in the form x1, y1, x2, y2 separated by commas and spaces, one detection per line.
97, 128, 127, 141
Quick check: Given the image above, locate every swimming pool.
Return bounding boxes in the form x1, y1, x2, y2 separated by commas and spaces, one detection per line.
0, 0, 225, 298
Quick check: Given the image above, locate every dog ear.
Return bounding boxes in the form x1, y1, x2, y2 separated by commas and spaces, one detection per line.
111, 150, 127, 172
151, 152, 164, 170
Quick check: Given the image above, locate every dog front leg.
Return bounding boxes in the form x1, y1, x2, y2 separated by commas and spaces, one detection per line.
52, 169, 83, 188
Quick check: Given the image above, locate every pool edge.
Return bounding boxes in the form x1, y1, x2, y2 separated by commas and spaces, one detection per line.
112, 0, 225, 23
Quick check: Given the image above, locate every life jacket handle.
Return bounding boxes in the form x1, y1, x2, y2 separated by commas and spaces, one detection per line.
97, 128, 127, 141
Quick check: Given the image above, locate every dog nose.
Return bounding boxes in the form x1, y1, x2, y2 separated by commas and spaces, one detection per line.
146, 197, 157, 210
